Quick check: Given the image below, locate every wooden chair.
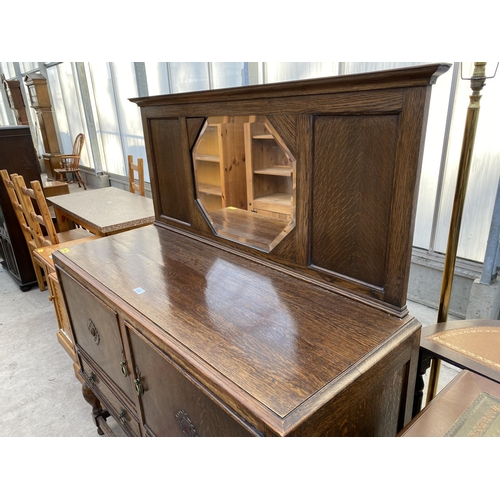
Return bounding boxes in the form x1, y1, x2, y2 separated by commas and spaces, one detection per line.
53, 133, 86, 190
16, 176, 91, 247
0, 169, 46, 291
128, 155, 145, 196
6, 173, 91, 290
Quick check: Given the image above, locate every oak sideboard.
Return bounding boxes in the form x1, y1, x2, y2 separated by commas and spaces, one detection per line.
54, 63, 450, 436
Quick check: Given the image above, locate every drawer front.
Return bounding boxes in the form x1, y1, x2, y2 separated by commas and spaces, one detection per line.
80, 355, 141, 437
127, 324, 257, 437
59, 269, 134, 401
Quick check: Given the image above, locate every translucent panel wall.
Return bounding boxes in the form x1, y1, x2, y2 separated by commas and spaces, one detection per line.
0, 62, 16, 126
87, 62, 126, 176
264, 62, 339, 82
169, 62, 210, 93
47, 63, 92, 168
412, 64, 456, 250
111, 62, 148, 181
434, 62, 500, 262
144, 62, 170, 96
211, 62, 245, 88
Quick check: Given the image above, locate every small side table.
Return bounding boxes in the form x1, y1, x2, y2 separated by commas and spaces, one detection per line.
413, 320, 500, 417
400, 370, 500, 437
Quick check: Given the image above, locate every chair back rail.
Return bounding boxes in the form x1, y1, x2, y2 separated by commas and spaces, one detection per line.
54, 133, 86, 189
128, 155, 145, 196
1, 170, 46, 290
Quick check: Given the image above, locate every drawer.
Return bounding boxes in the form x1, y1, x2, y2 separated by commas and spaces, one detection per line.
58, 269, 135, 402
80, 355, 141, 437
126, 323, 258, 437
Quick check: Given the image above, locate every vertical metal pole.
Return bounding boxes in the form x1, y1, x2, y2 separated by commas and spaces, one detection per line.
426, 62, 488, 403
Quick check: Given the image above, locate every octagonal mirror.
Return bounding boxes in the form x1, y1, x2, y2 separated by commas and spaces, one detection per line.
192, 115, 296, 252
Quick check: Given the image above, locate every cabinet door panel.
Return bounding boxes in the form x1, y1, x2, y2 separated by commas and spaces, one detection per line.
59, 270, 134, 401
127, 324, 256, 437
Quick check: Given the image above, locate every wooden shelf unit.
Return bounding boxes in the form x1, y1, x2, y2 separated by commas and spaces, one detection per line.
245, 119, 294, 221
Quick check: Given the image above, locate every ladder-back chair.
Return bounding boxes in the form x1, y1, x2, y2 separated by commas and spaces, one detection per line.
53, 133, 86, 190
16, 176, 91, 247
0, 169, 46, 291
128, 155, 145, 196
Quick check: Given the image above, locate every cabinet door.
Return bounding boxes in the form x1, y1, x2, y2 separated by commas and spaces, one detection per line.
59, 270, 135, 402
126, 323, 257, 437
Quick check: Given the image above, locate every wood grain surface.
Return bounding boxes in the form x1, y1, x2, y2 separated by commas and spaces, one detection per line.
55, 225, 417, 419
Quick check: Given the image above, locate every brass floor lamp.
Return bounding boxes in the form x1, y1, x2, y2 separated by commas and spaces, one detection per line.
426, 62, 494, 402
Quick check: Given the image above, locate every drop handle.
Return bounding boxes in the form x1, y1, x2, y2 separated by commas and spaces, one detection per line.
119, 409, 126, 425
134, 365, 144, 396
134, 375, 144, 396
88, 372, 96, 386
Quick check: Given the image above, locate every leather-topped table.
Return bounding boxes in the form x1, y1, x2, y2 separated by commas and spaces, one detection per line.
421, 320, 500, 383
400, 370, 500, 437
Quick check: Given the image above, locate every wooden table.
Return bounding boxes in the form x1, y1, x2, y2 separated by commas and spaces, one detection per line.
47, 187, 155, 237
400, 370, 500, 436
42, 179, 70, 198
414, 319, 500, 416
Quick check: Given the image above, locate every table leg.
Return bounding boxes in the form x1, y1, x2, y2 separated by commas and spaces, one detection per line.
53, 206, 74, 232
82, 382, 110, 436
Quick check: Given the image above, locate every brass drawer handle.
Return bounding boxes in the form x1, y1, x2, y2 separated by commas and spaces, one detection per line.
119, 409, 127, 425
120, 361, 129, 377
134, 376, 144, 397
134, 366, 144, 396
87, 319, 100, 345
88, 372, 96, 386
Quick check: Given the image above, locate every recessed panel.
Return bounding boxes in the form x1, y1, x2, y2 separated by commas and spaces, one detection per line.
149, 118, 191, 225
311, 115, 398, 288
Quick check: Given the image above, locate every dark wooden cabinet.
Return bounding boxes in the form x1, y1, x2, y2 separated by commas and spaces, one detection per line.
0, 126, 42, 290
54, 64, 450, 436
23, 74, 61, 179
1, 75, 29, 125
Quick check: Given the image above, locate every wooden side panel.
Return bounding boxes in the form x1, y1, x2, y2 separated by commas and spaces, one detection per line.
311, 114, 398, 288
289, 331, 418, 436
148, 118, 191, 225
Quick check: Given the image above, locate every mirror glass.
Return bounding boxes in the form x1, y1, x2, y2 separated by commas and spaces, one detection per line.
192, 116, 296, 252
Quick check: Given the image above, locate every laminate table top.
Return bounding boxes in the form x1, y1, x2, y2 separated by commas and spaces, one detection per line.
47, 186, 155, 237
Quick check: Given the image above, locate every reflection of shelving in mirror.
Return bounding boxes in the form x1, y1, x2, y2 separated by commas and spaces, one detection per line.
193, 121, 223, 212
192, 115, 296, 252
244, 118, 295, 221
192, 117, 247, 213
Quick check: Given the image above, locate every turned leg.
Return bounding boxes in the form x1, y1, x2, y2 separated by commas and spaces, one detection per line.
412, 349, 433, 418
81, 382, 110, 436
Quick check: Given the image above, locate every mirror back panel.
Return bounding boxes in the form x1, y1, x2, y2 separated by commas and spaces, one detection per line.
132, 64, 450, 315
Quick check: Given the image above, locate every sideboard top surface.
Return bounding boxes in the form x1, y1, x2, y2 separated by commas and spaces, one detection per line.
55, 225, 417, 419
